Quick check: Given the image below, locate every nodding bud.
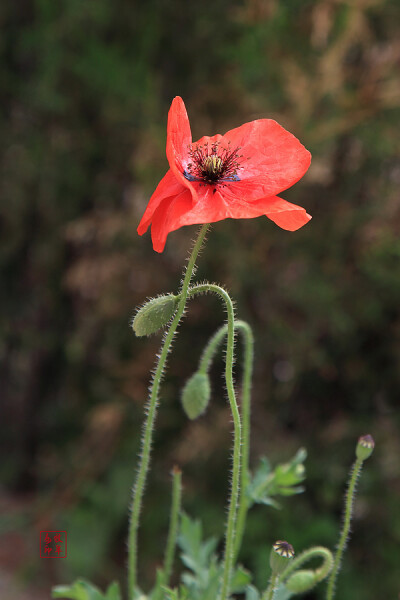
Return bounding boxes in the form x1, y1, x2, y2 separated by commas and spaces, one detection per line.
286, 570, 316, 593
356, 434, 375, 461
270, 540, 295, 575
131, 294, 179, 337
181, 372, 211, 420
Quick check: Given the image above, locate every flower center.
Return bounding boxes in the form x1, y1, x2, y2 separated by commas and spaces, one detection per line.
202, 155, 223, 181
184, 141, 242, 186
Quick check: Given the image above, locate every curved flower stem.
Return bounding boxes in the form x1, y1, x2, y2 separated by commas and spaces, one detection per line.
128, 224, 209, 599
326, 457, 364, 600
280, 545, 334, 587
197, 320, 254, 562
261, 547, 333, 600
261, 546, 333, 600
197, 323, 229, 374
188, 283, 241, 600
163, 467, 182, 587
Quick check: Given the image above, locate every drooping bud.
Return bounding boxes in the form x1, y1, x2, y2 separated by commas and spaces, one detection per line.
356, 434, 375, 461
132, 294, 179, 337
181, 372, 211, 420
286, 570, 316, 593
269, 540, 295, 575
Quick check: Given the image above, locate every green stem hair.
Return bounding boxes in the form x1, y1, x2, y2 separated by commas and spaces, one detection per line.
262, 546, 333, 599
196, 319, 254, 561
188, 283, 242, 600
128, 224, 209, 598
262, 573, 279, 600
281, 546, 334, 584
326, 457, 364, 600
163, 467, 182, 587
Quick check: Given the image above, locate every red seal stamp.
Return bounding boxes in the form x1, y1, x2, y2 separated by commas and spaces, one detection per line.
40, 531, 67, 558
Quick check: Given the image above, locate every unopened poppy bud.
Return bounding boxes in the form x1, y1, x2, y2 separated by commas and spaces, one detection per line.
356, 434, 375, 461
269, 540, 294, 575
132, 294, 179, 337
286, 570, 316, 593
181, 372, 211, 420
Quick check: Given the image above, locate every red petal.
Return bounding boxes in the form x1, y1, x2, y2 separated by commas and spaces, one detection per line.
259, 196, 312, 231
150, 189, 193, 252
222, 119, 311, 200
137, 169, 187, 236
139, 101, 312, 252
166, 96, 198, 202
174, 188, 311, 230
148, 187, 311, 251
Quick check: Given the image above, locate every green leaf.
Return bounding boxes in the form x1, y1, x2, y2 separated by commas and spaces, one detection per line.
52, 579, 121, 600
52, 579, 105, 600
178, 513, 217, 574
149, 568, 166, 600
132, 587, 146, 600
245, 585, 260, 600
178, 514, 221, 599
273, 583, 293, 600
291, 447, 307, 465
246, 449, 307, 508
231, 565, 252, 592
163, 588, 179, 600
163, 585, 189, 600
105, 582, 122, 600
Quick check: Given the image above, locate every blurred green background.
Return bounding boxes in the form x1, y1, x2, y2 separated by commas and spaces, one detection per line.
1, 0, 399, 598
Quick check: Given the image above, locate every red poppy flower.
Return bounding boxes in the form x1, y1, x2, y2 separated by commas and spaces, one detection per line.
138, 97, 311, 252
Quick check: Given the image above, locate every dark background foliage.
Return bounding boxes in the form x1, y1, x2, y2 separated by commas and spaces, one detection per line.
1, 1, 399, 598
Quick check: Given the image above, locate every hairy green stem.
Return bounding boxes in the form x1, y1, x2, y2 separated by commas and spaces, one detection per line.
262, 573, 279, 600
163, 467, 182, 587
128, 224, 209, 598
188, 283, 241, 600
281, 546, 334, 584
197, 323, 228, 374
196, 319, 254, 561
233, 321, 254, 560
326, 458, 364, 600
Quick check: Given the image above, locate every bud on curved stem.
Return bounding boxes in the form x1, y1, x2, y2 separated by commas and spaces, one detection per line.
278, 546, 333, 596
181, 372, 211, 419
187, 283, 242, 600
128, 224, 210, 598
326, 435, 375, 600
182, 318, 254, 561
132, 294, 179, 337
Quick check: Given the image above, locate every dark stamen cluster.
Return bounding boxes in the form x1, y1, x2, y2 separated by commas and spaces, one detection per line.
184, 141, 243, 187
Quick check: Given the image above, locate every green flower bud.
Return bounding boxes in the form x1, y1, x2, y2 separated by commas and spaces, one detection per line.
356, 434, 375, 461
132, 295, 179, 337
286, 570, 316, 593
270, 540, 294, 575
181, 372, 211, 420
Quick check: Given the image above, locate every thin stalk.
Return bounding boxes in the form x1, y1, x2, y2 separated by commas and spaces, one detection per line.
198, 324, 228, 374
197, 320, 254, 562
188, 283, 241, 600
163, 467, 182, 587
128, 224, 209, 599
326, 458, 364, 600
233, 321, 254, 560
262, 573, 279, 600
